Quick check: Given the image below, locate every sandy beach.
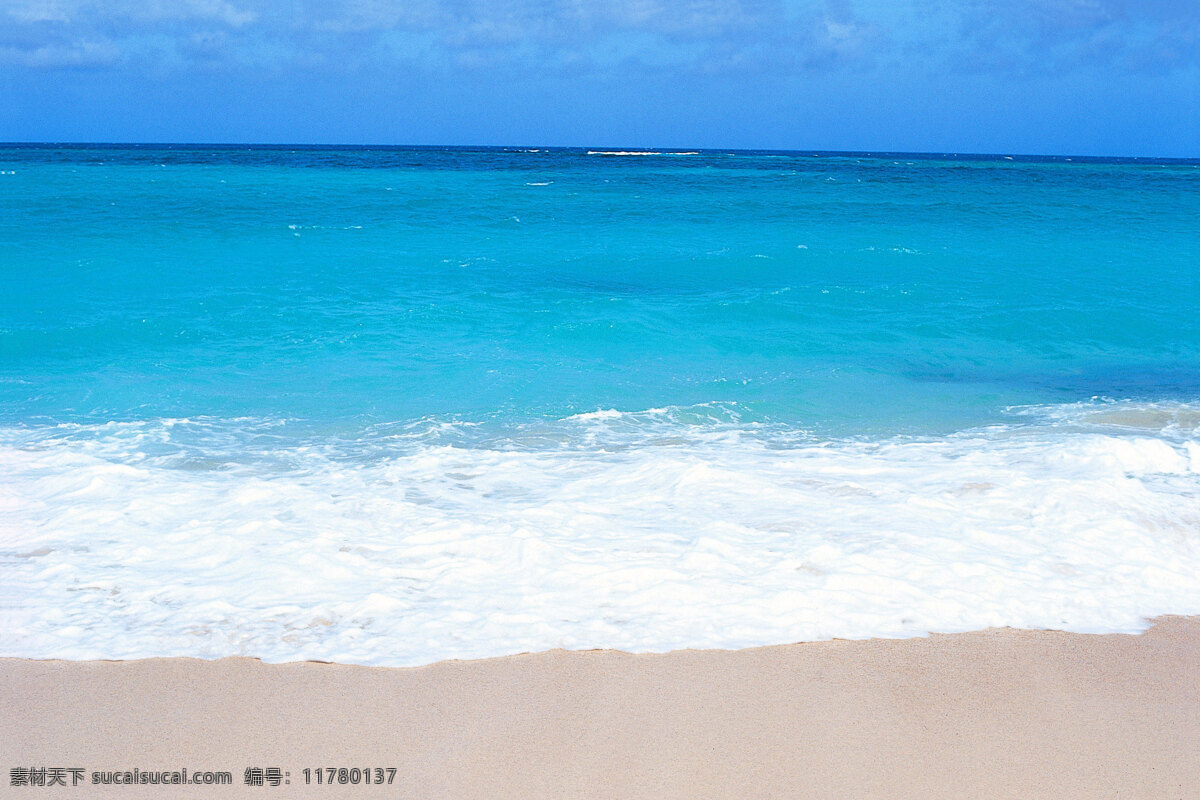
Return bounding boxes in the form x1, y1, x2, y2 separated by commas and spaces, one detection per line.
3, 616, 1197, 798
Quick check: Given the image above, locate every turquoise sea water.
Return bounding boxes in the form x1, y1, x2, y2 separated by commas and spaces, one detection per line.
2, 145, 1199, 665
4, 145, 1198, 433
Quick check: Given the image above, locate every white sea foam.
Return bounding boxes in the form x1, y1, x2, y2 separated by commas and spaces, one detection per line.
2, 402, 1199, 666
587, 151, 662, 156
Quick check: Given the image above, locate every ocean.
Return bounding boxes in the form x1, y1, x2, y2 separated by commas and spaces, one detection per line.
2, 144, 1199, 665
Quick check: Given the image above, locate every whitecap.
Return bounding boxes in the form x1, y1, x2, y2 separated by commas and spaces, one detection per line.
3, 405, 1198, 666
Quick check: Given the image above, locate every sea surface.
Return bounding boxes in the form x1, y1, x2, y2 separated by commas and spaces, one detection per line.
2, 144, 1199, 665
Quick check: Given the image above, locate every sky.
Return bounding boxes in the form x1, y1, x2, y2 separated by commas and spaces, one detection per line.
0, 0, 1197, 155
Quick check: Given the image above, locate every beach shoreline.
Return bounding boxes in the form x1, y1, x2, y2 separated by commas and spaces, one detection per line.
4, 616, 1197, 798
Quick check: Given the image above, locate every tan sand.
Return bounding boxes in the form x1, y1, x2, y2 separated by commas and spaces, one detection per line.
3, 617, 1198, 799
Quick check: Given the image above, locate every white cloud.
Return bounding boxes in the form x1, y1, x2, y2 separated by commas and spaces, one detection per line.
3, 0, 70, 22
947, 0, 1200, 73
2, 0, 258, 27
0, 0, 890, 75
0, 37, 120, 66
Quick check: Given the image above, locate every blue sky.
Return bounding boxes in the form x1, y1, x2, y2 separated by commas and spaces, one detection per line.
1, 0, 1197, 155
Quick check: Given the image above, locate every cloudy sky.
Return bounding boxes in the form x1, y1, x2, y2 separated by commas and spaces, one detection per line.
1, 0, 1197, 154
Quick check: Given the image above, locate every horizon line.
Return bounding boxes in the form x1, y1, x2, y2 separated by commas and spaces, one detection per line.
2, 141, 1199, 163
